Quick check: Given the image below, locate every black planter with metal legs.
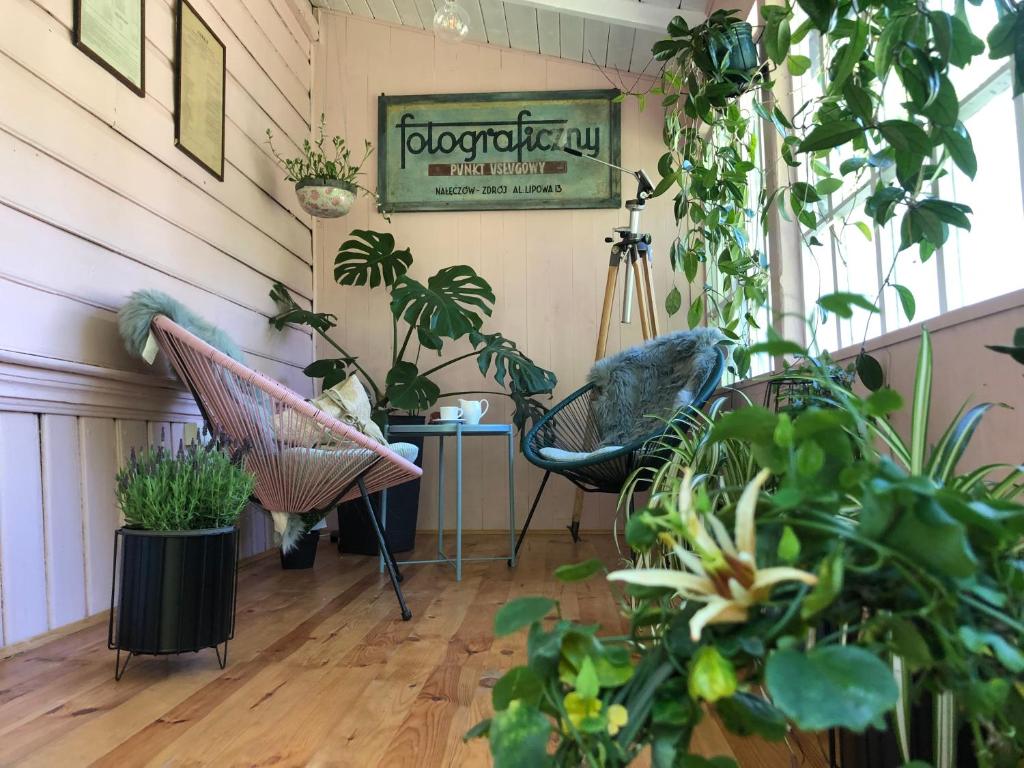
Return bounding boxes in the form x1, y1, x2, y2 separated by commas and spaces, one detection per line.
108, 526, 239, 680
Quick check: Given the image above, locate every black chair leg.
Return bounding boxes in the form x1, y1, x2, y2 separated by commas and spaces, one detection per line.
358, 479, 411, 621
514, 471, 551, 558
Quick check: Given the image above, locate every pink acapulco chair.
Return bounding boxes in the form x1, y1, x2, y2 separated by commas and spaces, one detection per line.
150, 314, 422, 620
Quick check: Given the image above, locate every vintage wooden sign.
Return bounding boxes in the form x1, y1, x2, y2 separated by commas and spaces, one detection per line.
377, 89, 621, 212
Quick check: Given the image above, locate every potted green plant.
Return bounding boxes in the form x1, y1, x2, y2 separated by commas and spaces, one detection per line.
469, 302, 1024, 766
109, 434, 254, 680
269, 228, 557, 553
266, 115, 374, 219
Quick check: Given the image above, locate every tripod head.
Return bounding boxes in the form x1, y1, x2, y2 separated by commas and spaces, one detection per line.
560, 146, 653, 244
560, 146, 655, 325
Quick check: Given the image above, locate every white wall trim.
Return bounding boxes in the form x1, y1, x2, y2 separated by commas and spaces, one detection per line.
0, 351, 200, 421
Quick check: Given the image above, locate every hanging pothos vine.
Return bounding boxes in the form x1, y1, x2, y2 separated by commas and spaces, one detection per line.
641, 0, 1024, 381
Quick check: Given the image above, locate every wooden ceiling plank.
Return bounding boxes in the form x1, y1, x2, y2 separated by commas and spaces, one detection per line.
479, 0, 511, 46
605, 23, 634, 71
558, 12, 583, 61
499, 0, 701, 33
504, 2, 540, 53
582, 18, 610, 67
537, 9, 560, 57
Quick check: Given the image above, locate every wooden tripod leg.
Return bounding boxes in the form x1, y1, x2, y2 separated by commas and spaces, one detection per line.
631, 254, 652, 341
572, 250, 622, 538
596, 257, 620, 359
640, 249, 660, 338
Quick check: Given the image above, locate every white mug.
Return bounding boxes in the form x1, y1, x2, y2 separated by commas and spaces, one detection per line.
459, 398, 489, 425
439, 405, 463, 421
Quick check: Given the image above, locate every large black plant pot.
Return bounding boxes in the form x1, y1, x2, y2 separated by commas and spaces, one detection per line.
108, 526, 238, 680
336, 414, 425, 556
835, 695, 978, 768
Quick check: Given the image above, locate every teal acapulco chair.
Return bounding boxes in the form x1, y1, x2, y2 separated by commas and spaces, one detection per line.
515, 346, 726, 554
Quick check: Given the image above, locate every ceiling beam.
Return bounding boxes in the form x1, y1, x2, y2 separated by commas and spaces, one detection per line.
497, 0, 705, 34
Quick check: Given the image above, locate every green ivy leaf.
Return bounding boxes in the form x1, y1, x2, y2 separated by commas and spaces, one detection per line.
553, 559, 604, 583
689, 646, 738, 702
942, 122, 977, 179
817, 292, 880, 319
878, 120, 932, 156
665, 285, 683, 317
494, 597, 556, 637
717, 692, 788, 741
766, 646, 899, 731
488, 700, 552, 768
687, 295, 705, 329
798, 120, 864, 152
492, 666, 544, 711
777, 525, 801, 563
801, 549, 844, 618
893, 284, 916, 321
856, 352, 885, 391
787, 53, 811, 76
795, 0, 836, 33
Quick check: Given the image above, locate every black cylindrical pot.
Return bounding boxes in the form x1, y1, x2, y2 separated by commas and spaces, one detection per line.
337, 414, 425, 555
109, 526, 238, 656
280, 528, 320, 570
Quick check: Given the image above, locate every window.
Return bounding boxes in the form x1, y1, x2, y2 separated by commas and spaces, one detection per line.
790, 4, 1024, 353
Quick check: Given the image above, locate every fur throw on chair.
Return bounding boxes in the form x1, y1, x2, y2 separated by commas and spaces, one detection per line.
588, 327, 723, 445
118, 289, 245, 364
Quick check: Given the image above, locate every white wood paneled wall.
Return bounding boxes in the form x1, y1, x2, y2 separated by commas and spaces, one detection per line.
0, 0, 319, 648
0, 411, 274, 647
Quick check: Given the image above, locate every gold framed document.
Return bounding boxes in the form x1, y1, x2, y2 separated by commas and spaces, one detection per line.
174, 0, 226, 181
73, 0, 145, 97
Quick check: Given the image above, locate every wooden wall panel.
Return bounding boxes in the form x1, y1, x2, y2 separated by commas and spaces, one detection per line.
314, 14, 687, 535
40, 415, 88, 630
0, 413, 48, 645
0, 0, 318, 647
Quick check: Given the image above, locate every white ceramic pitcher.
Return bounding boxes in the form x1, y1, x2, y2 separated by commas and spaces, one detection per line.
459, 398, 489, 424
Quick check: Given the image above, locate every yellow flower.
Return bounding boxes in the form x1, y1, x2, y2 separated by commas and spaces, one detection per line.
562, 691, 602, 733
609, 468, 818, 641
606, 704, 628, 735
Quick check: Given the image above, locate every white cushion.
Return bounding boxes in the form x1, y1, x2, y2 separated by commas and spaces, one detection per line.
538, 445, 623, 463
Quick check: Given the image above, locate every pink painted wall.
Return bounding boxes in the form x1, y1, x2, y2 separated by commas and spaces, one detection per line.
725, 291, 1024, 473
312, 11, 700, 534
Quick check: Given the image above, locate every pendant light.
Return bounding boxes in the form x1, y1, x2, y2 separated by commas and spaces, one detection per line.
433, 0, 470, 42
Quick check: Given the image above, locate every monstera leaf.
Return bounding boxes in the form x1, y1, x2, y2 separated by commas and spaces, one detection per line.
470, 331, 557, 396
304, 358, 356, 390
269, 282, 337, 333
334, 229, 413, 288
390, 266, 495, 341
385, 361, 440, 412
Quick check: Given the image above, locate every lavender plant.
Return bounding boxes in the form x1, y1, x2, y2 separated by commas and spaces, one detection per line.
115, 433, 254, 532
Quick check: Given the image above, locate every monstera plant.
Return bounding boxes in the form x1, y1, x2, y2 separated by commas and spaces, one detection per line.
269, 229, 557, 430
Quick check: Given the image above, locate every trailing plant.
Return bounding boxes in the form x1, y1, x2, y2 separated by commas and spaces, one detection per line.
469, 294, 1024, 767
269, 229, 557, 430
645, 1, 1024, 379
649, 10, 771, 375
116, 433, 254, 532
267, 114, 373, 191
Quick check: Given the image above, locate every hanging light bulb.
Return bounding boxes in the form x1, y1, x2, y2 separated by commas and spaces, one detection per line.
433, 0, 470, 42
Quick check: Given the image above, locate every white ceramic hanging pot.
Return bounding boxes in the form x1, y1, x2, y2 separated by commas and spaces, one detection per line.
295, 178, 355, 218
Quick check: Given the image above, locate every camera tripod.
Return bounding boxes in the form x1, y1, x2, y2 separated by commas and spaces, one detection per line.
563, 150, 661, 541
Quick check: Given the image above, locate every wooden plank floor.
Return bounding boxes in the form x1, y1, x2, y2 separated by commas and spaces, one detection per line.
0, 532, 831, 767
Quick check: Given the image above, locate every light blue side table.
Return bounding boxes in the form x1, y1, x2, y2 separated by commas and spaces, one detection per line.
380, 422, 516, 581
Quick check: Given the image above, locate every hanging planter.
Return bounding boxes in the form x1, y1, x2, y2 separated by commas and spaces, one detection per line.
295, 178, 356, 218
267, 115, 375, 221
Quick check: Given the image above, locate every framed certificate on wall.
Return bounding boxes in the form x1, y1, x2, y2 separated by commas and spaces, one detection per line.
73, 0, 145, 97
174, 0, 226, 181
